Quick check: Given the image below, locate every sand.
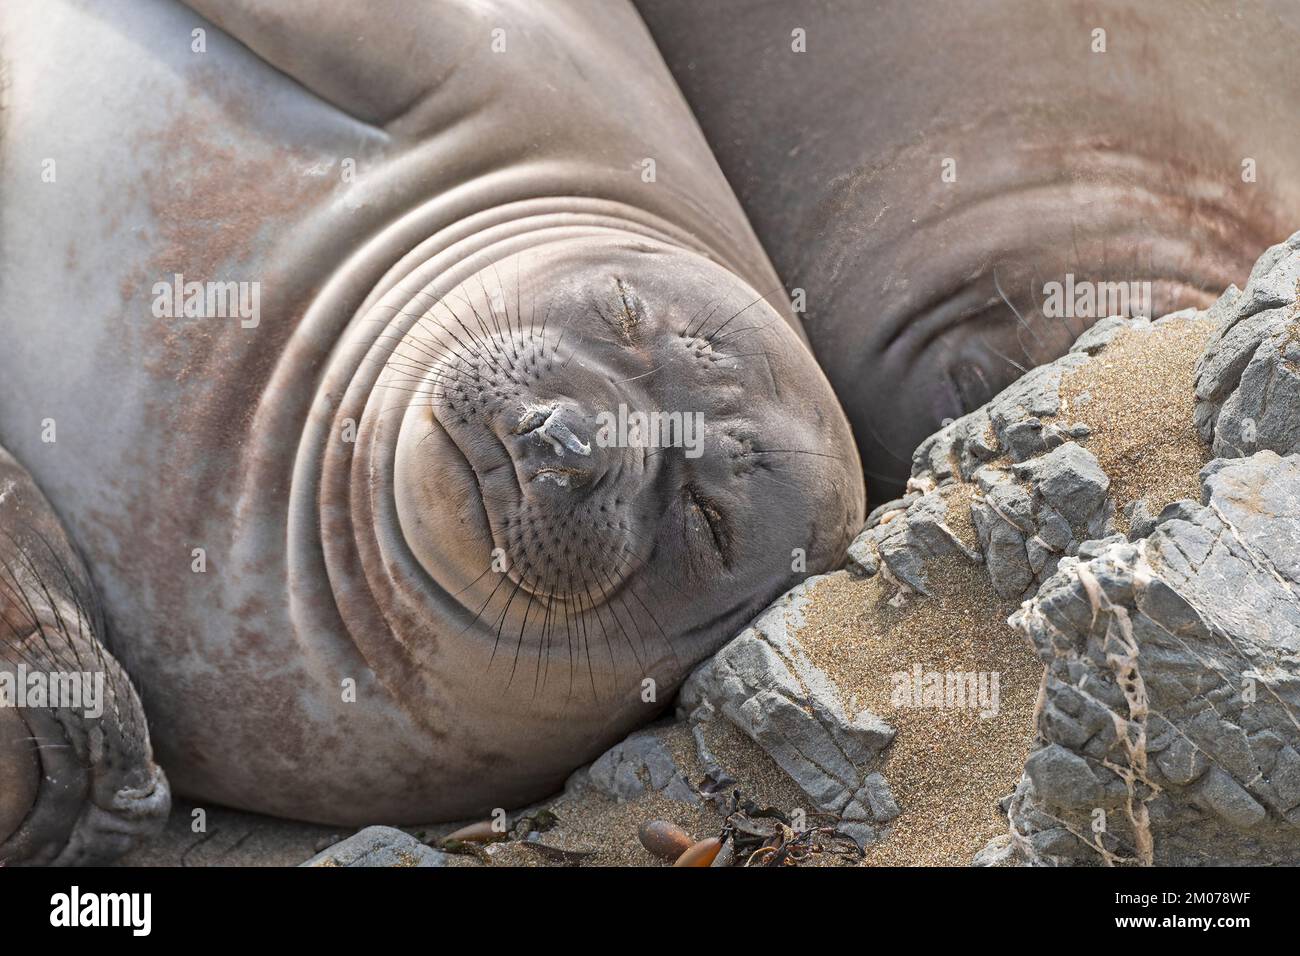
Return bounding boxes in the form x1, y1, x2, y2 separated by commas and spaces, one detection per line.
1060, 317, 1214, 526
799, 564, 1040, 864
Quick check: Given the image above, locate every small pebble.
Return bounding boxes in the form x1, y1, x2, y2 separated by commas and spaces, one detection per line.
638, 820, 694, 861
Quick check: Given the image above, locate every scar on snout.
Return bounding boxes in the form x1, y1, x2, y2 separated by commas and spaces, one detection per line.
515, 403, 592, 457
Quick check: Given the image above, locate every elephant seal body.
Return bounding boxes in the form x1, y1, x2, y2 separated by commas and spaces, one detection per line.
0, 0, 862, 827
635, 0, 1300, 499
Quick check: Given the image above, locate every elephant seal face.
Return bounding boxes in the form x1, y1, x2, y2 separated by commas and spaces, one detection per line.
390, 238, 864, 708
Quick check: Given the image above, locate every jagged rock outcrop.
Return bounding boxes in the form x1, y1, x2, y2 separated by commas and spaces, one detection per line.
996, 452, 1300, 865
848, 319, 1159, 601
1195, 231, 1300, 459
986, 233, 1300, 865
660, 292, 1244, 859
676, 579, 899, 846
560, 577, 902, 849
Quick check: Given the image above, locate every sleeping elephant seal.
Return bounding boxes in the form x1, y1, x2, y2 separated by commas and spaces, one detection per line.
634, 0, 1300, 499
0, 0, 863, 845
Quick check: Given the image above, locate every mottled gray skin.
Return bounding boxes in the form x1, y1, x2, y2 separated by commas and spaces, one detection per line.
0, 0, 862, 857
635, 0, 1300, 499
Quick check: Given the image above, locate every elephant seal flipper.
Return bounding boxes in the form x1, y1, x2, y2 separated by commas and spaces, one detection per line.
0, 446, 170, 865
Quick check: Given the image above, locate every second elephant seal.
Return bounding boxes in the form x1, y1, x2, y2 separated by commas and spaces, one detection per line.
636, 0, 1300, 498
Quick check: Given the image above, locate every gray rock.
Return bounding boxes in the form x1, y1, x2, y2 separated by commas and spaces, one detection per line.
1155, 734, 1208, 786
1215, 320, 1300, 459
1035, 505, 1075, 553
836, 820, 881, 850
999, 451, 1300, 865
859, 772, 901, 821
971, 488, 1034, 598
1024, 744, 1104, 808
300, 826, 471, 867
852, 328, 1132, 605
679, 575, 895, 816
1070, 315, 1135, 355
1267, 745, 1300, 812
1195, 231, 1300, 455
963, 445, 1112, 600
1124, 498, 1158, 540
910, 353, 1091, 483
847, 483, 981, 594
584, 726, 700, 805
842, 772, 901, 823
972, 833, 1022, 867
1013, 442, 1110, 529
1193, 768, 1267, 830
1002, 416, 1067, 461
864, 496, 913, 530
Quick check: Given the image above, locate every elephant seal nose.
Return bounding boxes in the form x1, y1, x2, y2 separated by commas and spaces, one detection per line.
510, 402, 600, 488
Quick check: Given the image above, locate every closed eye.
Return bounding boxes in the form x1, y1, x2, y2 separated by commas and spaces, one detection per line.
684, 483, 733, 565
